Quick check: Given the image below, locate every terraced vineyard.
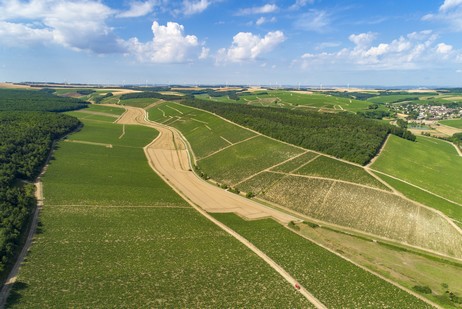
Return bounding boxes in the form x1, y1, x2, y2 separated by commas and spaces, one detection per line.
213, 213, 432, 308
8, 105, 311, 307
147, 101, 462, 259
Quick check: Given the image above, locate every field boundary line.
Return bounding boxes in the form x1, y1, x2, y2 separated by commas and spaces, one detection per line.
233, 151, 309, 187
197, 135, 259, 161
45, 204, 192, 209
119, 124, 125, 139
121, 107, 327, 308
269, 171, 392, 193
65, 139, 112, 148
366, 134, 390, 167
419, 134, 462, 157
174, 102, 366, 168
371, 169, 462, 208
74, 110, 119, 118
165, 104, 184, 115
143, 99, 163, 110
282, 225, 442, 309
289, 154, 320, 174
220, 136, 233, 145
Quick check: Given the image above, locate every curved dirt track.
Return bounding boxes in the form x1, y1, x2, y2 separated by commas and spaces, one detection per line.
116, 105, 326, 308
116, 106, 298, 223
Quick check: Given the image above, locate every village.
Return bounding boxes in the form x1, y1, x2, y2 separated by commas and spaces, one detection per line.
389, 102, 462, 120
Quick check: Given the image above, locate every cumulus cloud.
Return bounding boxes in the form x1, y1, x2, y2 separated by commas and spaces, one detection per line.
117, 1, 157, 18
121, 21, 201, 63
217, 30, 285, 62
295, 30, 455, 70
0, 0, 120, 53
423, 0, 462, 31
237, 4, 278, 15
293, 9, 331, 32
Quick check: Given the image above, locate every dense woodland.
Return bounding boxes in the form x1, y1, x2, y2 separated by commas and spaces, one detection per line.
182, 98, 415, 165
0, 89, 88, 112
0, 90, 83, 277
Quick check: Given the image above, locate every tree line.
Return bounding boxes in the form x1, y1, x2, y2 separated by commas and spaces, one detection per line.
0, 89, 88, 112
0, 89, 83, 279
182, 98, 415, 165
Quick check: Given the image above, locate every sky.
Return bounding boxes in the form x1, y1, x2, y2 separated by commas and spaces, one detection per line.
0, 0, 462, 86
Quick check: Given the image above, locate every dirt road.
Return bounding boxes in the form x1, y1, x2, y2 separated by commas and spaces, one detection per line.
116, 106, 327, 307
116, 106, 298, 223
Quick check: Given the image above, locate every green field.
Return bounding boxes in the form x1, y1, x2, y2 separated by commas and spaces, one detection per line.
198, 90, 370, 112
212, 213, 432, 308
376, 173, 462, 225
148, 102, 257, 158
119, 97, 159, 108
293, 155, 389, 190
146, 101, 462, 258
9, 106, 313, 307
198, 135, 303, 185
372, 135, 462, 205
440, 118, 462, 129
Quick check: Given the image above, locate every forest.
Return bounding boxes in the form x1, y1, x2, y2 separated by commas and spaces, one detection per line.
0, 89, 88, 112
0, 90, 83, 279
182, 98, 415, 165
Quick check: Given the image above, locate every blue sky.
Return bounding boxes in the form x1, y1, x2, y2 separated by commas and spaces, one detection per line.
1, 0, 461, 86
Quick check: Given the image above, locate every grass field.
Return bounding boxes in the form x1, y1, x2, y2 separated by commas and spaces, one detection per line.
440, 118, 462, 129
148, 102, 257, 158
259, 176, 462, 258
376, 173, 462, 224
212, 213, 432, 308
296, 222, 462, 308
199, 90, 370, 112
8, 108, 312, 307
119, 97, 159, 108
198, 135, 303, 185
371, 135, 462, 205
145, 101, 462, 258
293, 155, 389, 190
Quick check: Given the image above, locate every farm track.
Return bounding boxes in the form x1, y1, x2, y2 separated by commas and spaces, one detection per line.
0, 140, 56, 309
115, 106, 326, 308
74, 110, 119, 118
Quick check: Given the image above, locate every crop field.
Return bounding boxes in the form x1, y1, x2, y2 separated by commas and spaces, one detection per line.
144, 101, 462, 258
198, 135, 303, 185
259, 176, 462, 258
293, 155, 389, 190
200, 90, 371, 112
212, 213, 432, 308
9, 113, 312, 307
440, 118, 462, 129
371, 135, 462, 205
376, 173, 462, 224
119, 97, 159, 108
148, 102, 257, 158
367, 94, 427, 104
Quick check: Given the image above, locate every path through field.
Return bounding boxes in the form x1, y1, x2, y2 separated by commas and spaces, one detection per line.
115, 106, 327, 308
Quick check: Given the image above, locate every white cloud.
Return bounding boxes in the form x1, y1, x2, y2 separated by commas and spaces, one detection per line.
0, 0, 120, 53
295, 31, 455, 71
289, 0, 314, 10
182, 0, 211, 15
121, 21, 201, 63
255, 16, 277, 26
217, 30, 285, 62
199, 47, 210, 59
117, 1, 157, 18
439, 0, 462, 12
436, 42, 453, 54
237, 4, 278, 15
423, 0, 462, 31
293, 9, 331, 32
